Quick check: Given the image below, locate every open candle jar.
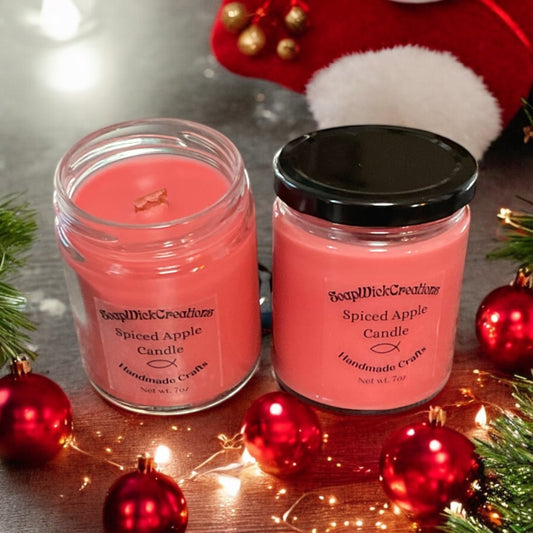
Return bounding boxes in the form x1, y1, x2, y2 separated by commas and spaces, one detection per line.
54, 118, 261, 414
272, 125, 478, 413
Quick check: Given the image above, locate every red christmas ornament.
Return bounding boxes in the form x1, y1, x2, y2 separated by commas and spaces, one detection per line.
103, 455, 188, 533
0, 358, 73, 464
475, 268, 533, 374
241, 390, 322, 476
379, 410, 481, 527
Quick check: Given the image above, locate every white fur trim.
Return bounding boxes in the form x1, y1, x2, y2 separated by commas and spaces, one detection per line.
306, 45, 502, 159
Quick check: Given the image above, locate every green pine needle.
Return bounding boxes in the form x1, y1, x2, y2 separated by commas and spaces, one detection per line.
440, 376, 533, 533
487, 198, 533, 272
522, 97, 533, 127
0, 194, 38, 367
441, 514, 494, 533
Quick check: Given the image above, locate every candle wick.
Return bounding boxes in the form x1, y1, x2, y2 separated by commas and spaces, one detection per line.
134, 188, 168, 212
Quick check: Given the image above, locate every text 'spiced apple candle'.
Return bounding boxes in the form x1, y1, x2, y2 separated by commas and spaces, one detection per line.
54, 119, 261, 414
272, 125, 477, 412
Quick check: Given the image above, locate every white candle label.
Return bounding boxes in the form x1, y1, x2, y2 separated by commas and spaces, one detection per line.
94, 296, 220, 407
310, 269, 458, 409
326, 279, 445, 386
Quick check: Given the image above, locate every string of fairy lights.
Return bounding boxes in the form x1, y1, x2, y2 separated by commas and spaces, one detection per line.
54, 368, 507, 532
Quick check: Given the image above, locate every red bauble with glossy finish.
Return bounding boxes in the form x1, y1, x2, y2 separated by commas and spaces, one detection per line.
380, 421, 481, 525
241, 391, 323, 476
0, 361, 73, 464
103, 456, 188, 533
475, 275, 533, 374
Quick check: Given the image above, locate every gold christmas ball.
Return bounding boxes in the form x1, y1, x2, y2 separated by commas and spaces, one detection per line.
277, 38, 300, 61
284, 5, 307, 34
221, 2, 250, 33
237, 24, 266, 56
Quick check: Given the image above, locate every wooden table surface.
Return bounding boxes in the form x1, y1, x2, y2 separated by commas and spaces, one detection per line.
0, 2, 531, 531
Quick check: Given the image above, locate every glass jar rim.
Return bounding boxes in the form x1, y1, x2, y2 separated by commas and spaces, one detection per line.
54, 117, 245, 230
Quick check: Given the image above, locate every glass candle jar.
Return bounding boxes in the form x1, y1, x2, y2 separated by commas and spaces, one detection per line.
272, 125, 477, 413
54, 118, 261, 414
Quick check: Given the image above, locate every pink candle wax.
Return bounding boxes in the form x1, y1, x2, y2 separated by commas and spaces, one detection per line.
272, 125, 477, 413
54, 119, 261, 414
74, 157, 229, 224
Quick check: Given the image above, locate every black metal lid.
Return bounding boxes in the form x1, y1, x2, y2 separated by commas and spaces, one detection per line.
273, 125, 478, 227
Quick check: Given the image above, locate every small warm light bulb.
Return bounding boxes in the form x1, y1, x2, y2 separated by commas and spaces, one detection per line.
154, 445, 171, 467
392, 504, 402, 516
217, 474, 241, 496
475, 405, 488, 428
449, 501, 466, 517
241, 447, 256, 465
79, 476, 91, 491
498, 208, 512, 224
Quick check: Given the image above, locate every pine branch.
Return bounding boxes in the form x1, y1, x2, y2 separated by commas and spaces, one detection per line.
440, 376, 533, 533
440, 514, 494, 533
487, 201, 533, 271
0, 194, 38, 367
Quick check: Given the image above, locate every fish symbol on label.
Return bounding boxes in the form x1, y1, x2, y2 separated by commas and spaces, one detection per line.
370, 341, 400, 354
146, 358, 178, 369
